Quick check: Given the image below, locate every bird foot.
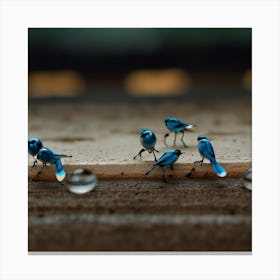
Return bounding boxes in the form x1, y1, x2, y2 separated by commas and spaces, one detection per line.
194, 161, 206, 166
186, 167, 195, 177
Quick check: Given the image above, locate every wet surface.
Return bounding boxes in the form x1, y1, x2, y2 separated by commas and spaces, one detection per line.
29, 178, 251, 251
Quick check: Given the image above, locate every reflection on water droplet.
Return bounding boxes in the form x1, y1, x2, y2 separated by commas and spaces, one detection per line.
66, 168, 97, 194
243, 168, 252, 191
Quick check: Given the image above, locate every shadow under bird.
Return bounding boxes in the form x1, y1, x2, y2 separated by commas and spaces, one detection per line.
195, 135, 227, 177
164, 117, 195, 148
36, 147, 72, 182
28, 137, 43, 167
145, 149, 183, 181
133, 128, 159, 161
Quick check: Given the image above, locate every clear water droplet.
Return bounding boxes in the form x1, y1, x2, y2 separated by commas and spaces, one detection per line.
66, 168, 97, 194
243, 168, 252, 191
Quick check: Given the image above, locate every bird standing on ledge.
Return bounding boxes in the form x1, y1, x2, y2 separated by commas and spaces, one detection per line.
196, 135, 227, 177
133, 128, 159, 161
146, 149, 183, 181
36, 147, 72, 182
164, 117, 195, 148
28, 137, 43, 167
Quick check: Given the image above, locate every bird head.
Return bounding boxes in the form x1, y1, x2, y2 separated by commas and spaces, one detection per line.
197, 135, 208, 141
140, 128, 148, 135
175, 149, 183, 156
164, 117, 171, 124
28, 137, 43, 155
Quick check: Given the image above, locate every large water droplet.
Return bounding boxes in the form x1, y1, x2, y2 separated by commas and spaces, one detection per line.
243, 168, 252, 191
66, 168, 97, 194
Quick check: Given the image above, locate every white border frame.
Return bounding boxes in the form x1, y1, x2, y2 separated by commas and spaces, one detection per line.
1, 0, 279, 279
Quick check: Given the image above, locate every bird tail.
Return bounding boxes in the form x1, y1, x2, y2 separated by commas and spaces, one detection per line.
211, 159, 227, 177
145, 164, 156, 175
55, 159, 66, 182
184, 124, 195, 130
56, 154, 72, 159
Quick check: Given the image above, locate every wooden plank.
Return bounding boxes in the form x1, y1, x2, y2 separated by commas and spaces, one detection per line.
28, 162, 251, 181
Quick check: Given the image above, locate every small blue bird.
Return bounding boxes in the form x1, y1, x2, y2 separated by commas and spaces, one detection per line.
146, 149, 183, 181
133, 128, 159, 161
196, 135, 227, 177
164, 117, 194, 148
36, 147, 72, 182
28, 137, 43, 167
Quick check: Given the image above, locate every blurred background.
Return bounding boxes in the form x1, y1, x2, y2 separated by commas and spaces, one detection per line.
28, 28, 251, 103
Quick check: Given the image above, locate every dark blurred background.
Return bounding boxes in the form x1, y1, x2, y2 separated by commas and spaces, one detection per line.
28, 28, 251, 102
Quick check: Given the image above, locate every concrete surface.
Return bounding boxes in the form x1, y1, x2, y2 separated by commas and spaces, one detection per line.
28, 101, 251, 180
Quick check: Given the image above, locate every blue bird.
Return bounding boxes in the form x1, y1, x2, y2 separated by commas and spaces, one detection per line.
146, 149, 183, 181
164, 117, 194, 148
28, 137, 43, 167
36, 147, 72, 182
133, 128, 159, 161
196, 135, 227, 177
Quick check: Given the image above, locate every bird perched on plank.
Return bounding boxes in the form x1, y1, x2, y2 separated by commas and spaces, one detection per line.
145, 149, 183, 181
36, 147, 72, 182
164, 117, 195, 148
133, 128, 159, 161
195, 135, 227, 177
28, 137, 43, 167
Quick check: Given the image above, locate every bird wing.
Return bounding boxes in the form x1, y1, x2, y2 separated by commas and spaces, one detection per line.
174, 119, 185, 127
156, 150, 177, 166
154, 151, 170, 165
199, 140, 216, 160
169, 119, 185, 129
38, 148, 57, 164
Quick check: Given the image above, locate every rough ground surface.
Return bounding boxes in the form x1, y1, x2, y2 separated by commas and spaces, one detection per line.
28, 101, 251, 179
29, 178, 251, 251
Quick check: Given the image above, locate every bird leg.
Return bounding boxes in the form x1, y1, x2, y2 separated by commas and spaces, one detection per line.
194, 158, 204, 166
164, 133, 170, 146
32, 156, 38, 167
133, 149, 146, 160
170, 164, 174, 171
30, 164, 45, 181
180, 131, 188, 148
152, 151, 157, 161
186, 166, 196, 177
173, 132, 177, 146
37, 162, 46, 175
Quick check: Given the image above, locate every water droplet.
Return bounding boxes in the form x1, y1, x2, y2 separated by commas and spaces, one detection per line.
66, 168, 97, 194
243, 168, 252, 191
